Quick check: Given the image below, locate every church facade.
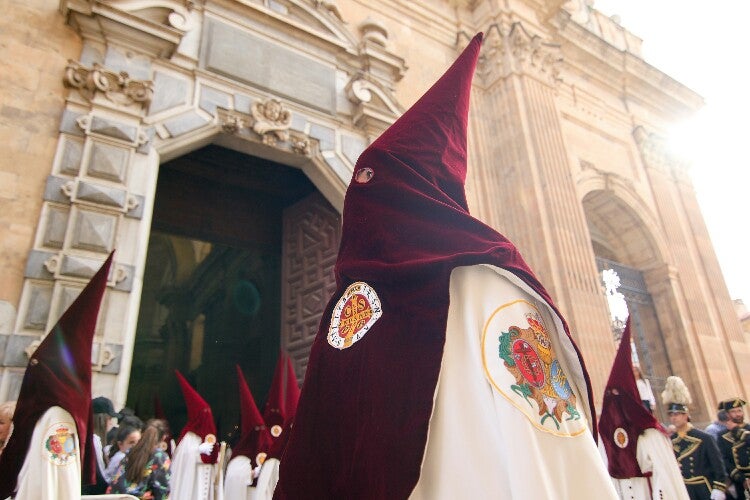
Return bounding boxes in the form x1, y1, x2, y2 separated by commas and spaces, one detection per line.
0, 0, 746, 429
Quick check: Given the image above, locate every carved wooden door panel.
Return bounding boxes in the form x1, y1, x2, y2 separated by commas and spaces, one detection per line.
281, 191, 341, 384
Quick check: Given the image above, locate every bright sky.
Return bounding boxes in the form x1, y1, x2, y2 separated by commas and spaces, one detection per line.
594, 0, 750, 306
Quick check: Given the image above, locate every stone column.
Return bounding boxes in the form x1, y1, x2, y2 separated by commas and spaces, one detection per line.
636, 127, 748, 413
469, 22, 615, 401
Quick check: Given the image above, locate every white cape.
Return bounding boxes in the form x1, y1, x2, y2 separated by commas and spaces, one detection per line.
171, 431, 222, 500
15, 406, 81, 500
410, 264, 619, 499
610, 428, 689, 500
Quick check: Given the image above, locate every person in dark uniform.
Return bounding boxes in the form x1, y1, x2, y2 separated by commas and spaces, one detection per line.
663, 376, 728, 500
716, 398, 750, 500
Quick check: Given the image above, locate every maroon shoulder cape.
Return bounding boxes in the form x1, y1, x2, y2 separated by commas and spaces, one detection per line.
276, 33, 597, 499
599, 319, 663, 478
0, 252, 112, 497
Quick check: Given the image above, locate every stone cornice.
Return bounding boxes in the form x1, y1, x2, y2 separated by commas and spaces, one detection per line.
549, 9, 703, 121
59, 0, 193, 58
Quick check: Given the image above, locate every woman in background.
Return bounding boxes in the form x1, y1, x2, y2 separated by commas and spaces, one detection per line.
110, 419, 171, 500
0, 401, 16, 456
105, 424, 142, 483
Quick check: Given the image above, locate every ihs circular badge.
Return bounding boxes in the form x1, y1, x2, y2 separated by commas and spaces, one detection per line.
328, 282, 382, 350
614, 428, 629, 448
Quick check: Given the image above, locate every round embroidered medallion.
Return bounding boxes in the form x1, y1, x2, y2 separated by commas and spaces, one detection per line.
328, 282, 382, 350
482, 299, 586, 437
270, 425, 283, 437
614, 427, 629, 448
43, 423, 77, 465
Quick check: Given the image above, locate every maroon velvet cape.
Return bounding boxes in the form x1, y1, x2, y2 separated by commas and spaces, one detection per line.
599, 319, 663, 478
0, 252, 112, 498
276, 33, 597, 499
232, 364, 273, 465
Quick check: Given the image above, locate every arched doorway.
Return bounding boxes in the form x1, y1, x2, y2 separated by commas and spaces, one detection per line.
127, 145, 340, 443
583, 189, 672, 419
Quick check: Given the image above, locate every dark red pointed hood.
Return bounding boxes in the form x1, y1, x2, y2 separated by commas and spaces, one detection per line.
233, 365, 272, 463
175, 370, 216, 442
599, 319, 663, 478
0, 252, 113, 497
277, 33, 597, 499
262, 350, 287, 438
283, 356, 300, 423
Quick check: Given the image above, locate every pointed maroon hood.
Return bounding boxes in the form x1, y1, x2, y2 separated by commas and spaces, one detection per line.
233, 365, 272, 463
262, 350, 287, 438
277, 33, 597, 499
283, 355, 300, 423
175, 370, 216, 442
599, 319, 663, 478
0, 252, 113, 497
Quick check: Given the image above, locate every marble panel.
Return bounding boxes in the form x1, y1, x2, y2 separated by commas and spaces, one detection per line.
60, 255, 108, 280
3, 334, 36, 367
137, 127, 155, 154
44, 176, 72, 204
70, 209, 117, 253
341, 134, 367, 166
23, 283, 53, 330
234, 93, 254, 114
77, 181, 128, 209
59, 110, 85, 137
199, 86, 232, 116
163, 111, 210, 137
59, 136, 84, 175
104, 46, 152, 81
203, 19, 336, 113
88, 141, 129, 182
0, 334, 7, 362
0, 301, 15, 334
42, 206, 70, 249
3, 370, 24, 400
324, 153, 351, 183
149, 71, 189, 115
24, 250, 57, 281
112, 263, 134, 292
99, 343, 124, 374
310, 123, 336, 151
125, 194, 145, 219
90, 116, 137, 143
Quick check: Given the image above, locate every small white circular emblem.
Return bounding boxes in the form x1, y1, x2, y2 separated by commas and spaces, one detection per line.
328, 282, 382, 350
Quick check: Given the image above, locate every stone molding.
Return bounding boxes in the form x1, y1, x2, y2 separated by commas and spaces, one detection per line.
64, 60, 154, 109
60, 0, 193, 58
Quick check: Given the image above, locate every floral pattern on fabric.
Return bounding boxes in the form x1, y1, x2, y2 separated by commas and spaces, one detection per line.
110, 448, 171, 500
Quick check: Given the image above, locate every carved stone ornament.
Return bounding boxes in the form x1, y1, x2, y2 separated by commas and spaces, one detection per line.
64, 60, 154, 107
221, 113, 245, 134
508, 23, 563, 85
217, 107, 314, 157
251, 98, 292, 145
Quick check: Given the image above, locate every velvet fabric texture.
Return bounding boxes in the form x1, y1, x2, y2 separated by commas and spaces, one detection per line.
175, 370, 217, 443
276, 33, 597, 499
599, 319, 663, 478
0, 252, 112, 498
232, 364, 272, 464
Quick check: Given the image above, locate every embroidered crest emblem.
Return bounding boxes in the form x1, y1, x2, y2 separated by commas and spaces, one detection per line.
483, 300, 586, 436
614, 428, 629, 448
43, 423, 77, 465
328, 282, 382, 350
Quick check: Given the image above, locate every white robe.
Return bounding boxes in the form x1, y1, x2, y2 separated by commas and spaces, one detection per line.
171, 432, 222, 500
15, 406, 81, 500
224, 455, 256, 500
410, 264, 619, 499
254, 458, 279, 500
610, 428, 689, 500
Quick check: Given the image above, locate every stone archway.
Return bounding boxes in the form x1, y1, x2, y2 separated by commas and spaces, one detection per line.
582, 188, 674, 415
